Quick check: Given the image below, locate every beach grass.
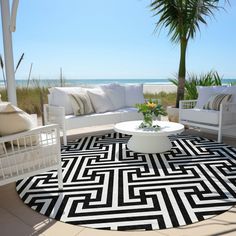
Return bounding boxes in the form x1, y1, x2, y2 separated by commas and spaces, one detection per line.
0, 87, 176, 115
144, 91, 176, 107
0, 87, 48, 116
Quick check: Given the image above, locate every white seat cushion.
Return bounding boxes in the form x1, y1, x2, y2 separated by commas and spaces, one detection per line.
181, 108, 235, 125
117, 107, 140, 113
65, 107, 142, 130
0, 103, 35, 136
117, 107, 143, 121
181, 108, 219, 125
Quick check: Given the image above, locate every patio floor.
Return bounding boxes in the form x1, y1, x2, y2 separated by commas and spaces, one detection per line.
1, 125, 236, 236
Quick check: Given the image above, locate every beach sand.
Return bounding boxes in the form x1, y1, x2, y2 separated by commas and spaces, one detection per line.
143, 84, 177, 94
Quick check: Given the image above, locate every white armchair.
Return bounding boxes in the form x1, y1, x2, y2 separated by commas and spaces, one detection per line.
0, 124, 63, 189
179, 100, 236, 142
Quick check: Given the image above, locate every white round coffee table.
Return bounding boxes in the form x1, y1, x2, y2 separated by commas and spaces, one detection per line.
114, 120, 184, 153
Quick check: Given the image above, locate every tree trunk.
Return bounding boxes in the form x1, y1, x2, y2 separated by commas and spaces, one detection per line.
176, 38, 187, 108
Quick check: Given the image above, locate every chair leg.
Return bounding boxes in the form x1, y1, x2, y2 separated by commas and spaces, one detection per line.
57, 165, 63, 190
63, 133, 67, 146
218, 129, 222, 143
218, 104, 223, 143
62, 126, 67, 145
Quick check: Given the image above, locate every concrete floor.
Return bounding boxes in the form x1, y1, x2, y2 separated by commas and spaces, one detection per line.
0, 125, 236, 236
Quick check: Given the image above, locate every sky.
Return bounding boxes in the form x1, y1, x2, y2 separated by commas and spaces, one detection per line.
0, 0, 236, 80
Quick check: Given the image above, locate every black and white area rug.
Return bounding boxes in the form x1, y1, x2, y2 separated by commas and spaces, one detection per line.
16, 133, 236, 231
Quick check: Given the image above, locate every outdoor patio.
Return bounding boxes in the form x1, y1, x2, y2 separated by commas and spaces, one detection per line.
1, 124, 236, 236
0, 0, 235, 235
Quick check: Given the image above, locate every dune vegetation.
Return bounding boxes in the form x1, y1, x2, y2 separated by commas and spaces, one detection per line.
0, 87, 48, 116
144, 91, 176, 108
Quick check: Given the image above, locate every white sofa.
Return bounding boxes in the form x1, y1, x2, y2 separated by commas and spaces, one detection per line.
44, 84, 144, 145
179, 86, 236, 142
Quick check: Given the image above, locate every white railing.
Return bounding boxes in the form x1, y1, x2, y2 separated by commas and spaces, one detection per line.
179, 100, 197, 109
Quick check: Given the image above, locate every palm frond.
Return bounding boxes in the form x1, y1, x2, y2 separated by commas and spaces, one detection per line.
150, 0, 227, 42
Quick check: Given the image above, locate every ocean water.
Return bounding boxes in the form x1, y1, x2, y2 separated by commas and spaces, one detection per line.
0, 78, 236, 87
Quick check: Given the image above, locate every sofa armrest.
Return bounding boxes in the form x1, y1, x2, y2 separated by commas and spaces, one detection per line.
44, 104, 66, 129
179, 100, 197, 109
44, 104, 68, 145
0, 124, 63, 189
0, 124, 59, 144
222, 103, 236, 113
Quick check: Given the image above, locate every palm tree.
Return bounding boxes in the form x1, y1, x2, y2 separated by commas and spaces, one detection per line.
150, 0, 228, 108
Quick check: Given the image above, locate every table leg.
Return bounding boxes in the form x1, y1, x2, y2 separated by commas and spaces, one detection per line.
127, 135, 172, 153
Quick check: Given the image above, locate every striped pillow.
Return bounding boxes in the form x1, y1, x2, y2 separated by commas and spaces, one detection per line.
203, 94, 232, 110
69, 93, 94, 116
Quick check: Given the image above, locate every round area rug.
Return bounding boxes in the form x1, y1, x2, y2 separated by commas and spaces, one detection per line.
16, 133, 236, 231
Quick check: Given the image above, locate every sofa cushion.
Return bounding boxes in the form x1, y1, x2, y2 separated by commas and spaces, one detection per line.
0, 103, 35, 136
49, 87, 86, 115
182, 108, 220, 125
64, 107, 142, 130
124, 84, 145, 107
69, 93, 94, 116
203, 94, 232, 110
196, 86, 226, 109
100, 83, 126, 110
0, 103, 39, 146
87, 88, 114, 113
181, 108, 234, 125
117, 107, 143, 121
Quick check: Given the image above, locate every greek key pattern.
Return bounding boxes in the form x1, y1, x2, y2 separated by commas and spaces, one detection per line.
16, 133, 236, 231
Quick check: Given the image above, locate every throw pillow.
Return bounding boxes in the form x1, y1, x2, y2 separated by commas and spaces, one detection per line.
124, 84, 145, 107
195, 86, 226, 109
69, 93, 94, 116
69, 94, 85, 115
203, 94, 232, 110
87, 88, 114, 113
48, 87, 86, 115
0, 103, 36, 136
100, 83, 126, 110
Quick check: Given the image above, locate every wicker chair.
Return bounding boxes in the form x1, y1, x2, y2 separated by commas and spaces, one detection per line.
0, 124, 63, 189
